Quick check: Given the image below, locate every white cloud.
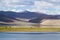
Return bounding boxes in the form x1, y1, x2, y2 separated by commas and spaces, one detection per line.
8, 9, 25, 12
1, 0, 33, 6
28, 1, 60, 15
10, 9, 17, 12
0, 0, 29, 12
2, 0, 20, 6
0, 0, 60, 15
34, 1, 53, 7
50, 0, 60, 2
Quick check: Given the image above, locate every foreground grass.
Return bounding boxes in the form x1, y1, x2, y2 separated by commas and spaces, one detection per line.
0, 26, 60, 32
0, 28, 60, 32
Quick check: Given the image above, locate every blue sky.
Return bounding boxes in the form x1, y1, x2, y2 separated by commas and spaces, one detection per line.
0, 0, 60, 15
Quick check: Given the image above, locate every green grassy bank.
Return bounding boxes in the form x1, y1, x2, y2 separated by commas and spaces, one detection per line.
0, 27, 60, 32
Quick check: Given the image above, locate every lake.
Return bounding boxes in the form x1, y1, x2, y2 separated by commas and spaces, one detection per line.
0, 32, 60, 40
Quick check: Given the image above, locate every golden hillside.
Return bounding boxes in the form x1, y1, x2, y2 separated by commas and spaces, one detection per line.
40, 19, 60, 28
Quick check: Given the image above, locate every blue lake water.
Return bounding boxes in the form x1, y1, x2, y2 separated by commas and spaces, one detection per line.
0, 32, 60, 40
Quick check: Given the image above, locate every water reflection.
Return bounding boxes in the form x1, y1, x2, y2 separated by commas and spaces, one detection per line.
0, 33, 60, 40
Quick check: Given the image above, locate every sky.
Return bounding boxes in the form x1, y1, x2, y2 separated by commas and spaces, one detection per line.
0, 0, 60, 15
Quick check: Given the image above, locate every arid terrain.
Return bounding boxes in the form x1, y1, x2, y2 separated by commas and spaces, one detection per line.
40, 19, 60, 28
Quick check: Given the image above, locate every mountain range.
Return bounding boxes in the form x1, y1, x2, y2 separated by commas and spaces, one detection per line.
0, 11, 60, 23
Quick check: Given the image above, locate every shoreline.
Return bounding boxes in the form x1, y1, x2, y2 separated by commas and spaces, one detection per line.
0, 32, 60, 34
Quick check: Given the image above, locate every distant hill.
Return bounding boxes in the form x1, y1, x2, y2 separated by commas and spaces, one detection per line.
0, 13, 14, 22
0, 11, 47, 23
0, 11, 60, 23
0, 11, 46, 19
